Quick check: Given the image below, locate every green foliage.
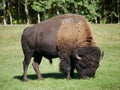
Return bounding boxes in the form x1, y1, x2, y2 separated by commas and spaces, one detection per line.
31, 1, 51, 13
0, 25, 120, 90
76, 0, 99, 22
0, 0, 119, 24
0, 2, 3, 10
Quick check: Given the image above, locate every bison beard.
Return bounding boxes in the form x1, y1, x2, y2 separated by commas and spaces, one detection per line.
73, 46, 101, 78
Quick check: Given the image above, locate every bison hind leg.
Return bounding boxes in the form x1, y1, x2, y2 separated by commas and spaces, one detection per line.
23, 50, 33, 81
32, 52, 44, 80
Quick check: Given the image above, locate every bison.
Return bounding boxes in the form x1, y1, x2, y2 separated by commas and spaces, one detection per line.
21, 14, 103, 81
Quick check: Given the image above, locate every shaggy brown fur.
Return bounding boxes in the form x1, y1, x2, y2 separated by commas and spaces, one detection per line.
57, 14, 96, 54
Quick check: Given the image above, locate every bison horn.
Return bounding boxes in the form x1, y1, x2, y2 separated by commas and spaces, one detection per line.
76, 53, 81, 60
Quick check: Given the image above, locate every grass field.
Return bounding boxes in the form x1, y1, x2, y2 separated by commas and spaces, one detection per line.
0, 24, 120, 90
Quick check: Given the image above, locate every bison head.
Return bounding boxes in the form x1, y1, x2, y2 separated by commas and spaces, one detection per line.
72, 46, 104, 78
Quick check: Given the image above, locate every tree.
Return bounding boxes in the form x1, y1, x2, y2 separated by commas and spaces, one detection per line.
0, 0, 119, 24
67, 0, 98, 23
2, 0, 7, 25
31, 1, 43, 23
117, 0, 120, 24
31, 0, 52, 22
17, 0, 20, 24
7, 0, 13, 25
24, 0, 30, 24
21, 0, 30, 24
97, 0, 119, 24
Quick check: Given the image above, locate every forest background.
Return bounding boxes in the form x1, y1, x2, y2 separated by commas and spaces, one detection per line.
0, 0, 120, 25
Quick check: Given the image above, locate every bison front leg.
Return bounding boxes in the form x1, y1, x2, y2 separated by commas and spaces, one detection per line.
59, 52, 71, 79
70, 63, 75, 78
32, 55, 44, 80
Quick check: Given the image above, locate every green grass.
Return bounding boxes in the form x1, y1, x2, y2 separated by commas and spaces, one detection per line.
0, 24, 120, 90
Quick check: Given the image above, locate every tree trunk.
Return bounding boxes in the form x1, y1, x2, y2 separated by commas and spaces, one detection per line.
8, 2, 12, 25
117, 0, 120, 24
95, 18, 98, 24
3, 0, 7, 25
37, 13, 40, 23
9, 11, 12, 25
24, 0, 30, 24
18, 0, 20, 24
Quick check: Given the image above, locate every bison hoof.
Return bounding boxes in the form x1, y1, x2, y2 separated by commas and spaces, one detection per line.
23, 78, 28, 82
81, 76, 90, 79
23, 76, 28, 82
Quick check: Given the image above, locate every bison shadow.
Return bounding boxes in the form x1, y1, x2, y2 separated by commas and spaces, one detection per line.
14, 73, 79, 81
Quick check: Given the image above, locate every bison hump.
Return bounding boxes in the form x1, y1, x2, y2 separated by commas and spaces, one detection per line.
57, 16, 96, 53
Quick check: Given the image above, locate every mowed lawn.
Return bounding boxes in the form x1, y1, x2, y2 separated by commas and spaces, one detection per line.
0, 24, 120, 90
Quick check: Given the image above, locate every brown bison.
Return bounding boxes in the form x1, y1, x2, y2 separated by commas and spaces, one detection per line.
21, 14, 103, 81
